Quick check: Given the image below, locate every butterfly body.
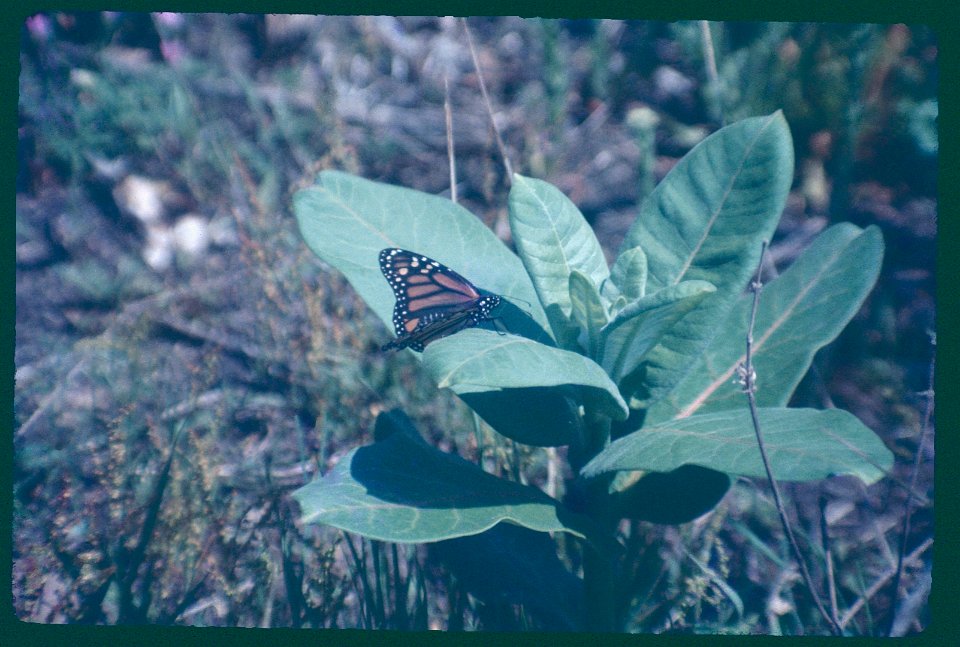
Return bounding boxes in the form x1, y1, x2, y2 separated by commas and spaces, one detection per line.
379, 248, 501, 352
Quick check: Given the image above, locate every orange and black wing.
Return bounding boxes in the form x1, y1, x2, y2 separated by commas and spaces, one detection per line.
379, 248, 501, 352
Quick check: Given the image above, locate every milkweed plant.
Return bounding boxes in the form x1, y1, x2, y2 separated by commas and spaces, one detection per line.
292, 112, 890, 631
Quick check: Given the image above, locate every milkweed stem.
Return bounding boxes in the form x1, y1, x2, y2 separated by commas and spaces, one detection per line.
743, 241, 841, 636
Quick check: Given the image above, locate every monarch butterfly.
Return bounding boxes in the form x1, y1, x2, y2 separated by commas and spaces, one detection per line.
379, 248, 502, 352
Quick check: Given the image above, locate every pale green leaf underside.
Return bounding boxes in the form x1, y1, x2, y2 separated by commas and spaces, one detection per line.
582, 408, 892, 484
569, 270, 608, 358
509, 174, 610, 346
610, 245, 648, 301
600, 280, 716, 384
422, 329, 629, 421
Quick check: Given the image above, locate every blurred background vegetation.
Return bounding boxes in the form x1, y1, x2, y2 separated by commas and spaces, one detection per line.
16, 14, 935, 633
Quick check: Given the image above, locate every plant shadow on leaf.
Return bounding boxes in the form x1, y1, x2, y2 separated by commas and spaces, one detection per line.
488, 297, 555, 348
460, 387, 579, 447
610, 403, 647, 441
294, 410, 593, 544
610, 465, 732, 525
347, 425, 566, 514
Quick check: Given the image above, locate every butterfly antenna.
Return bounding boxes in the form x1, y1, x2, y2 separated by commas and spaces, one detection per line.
499, 291, 533, 316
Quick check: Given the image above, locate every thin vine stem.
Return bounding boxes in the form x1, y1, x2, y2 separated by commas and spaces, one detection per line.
742, 241, 842, 636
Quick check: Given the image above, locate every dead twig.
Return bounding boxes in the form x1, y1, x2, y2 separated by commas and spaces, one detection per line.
840, 537, 933, 631
461, 18, 514, 183
444, 75, 458, 204
819, 495, 839, 623
885, 331, 935, 636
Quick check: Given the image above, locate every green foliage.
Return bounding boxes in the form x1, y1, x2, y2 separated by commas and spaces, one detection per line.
569, 270, 608, 358
293, 112, 890, 631
509, 175, 610, 348
609, 465, 731, 525
294, 409, 612, 550
295, 171, 551, 339
620, 112, 793, 407
18, 15, 931, 633
432, 523, 585, 631
584, 408, 890, 484
898, 97, 938, 157
20, 60, 196, 177
610, 245, 648, 300
600, 279, 715, 386
422, 329, 628, 430
647, 223, 884, 423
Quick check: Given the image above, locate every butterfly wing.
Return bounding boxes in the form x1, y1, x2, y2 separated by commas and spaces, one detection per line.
379, 248, 501, 351
381, 308, 481, 352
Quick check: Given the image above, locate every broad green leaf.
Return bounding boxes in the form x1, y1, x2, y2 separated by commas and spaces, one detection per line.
610, 245, 648, 300
295, 172, 561, 445
582, 408, 892, 484
432, 524, 584, 631
647, 224, 884, 423
569, 270, 609, 358
294, 412, 595, 544
621, 113, 794, 406
294, 170, 551, 342
422, 329, 628, 424
508, 174, 610, 348
599, 280, 716, 384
